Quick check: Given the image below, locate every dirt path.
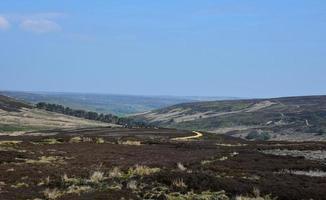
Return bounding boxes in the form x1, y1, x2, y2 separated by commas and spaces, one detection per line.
171, 131, 203, 141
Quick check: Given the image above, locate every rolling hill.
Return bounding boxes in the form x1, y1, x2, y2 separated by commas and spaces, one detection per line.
0, 95, 112, 136
0, 91, 237, 116
132, 95, 326, 141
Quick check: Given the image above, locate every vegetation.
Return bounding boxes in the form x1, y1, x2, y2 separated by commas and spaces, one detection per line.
0, 124, 32, 132
246, 131, 271, 141
36, 102, 148, 127
1, 127, 324, 199
2, 91, 217, 116
135, 95, 326, 141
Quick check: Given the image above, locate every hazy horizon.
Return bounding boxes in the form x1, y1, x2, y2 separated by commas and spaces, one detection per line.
1, 89, 326, 100
1, 1, 325, 98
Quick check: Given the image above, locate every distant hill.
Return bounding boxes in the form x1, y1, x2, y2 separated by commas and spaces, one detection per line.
0, 94, 33, 112
132, 95, 326, 141
0, 91, 237, 116
0, 95, 112, 135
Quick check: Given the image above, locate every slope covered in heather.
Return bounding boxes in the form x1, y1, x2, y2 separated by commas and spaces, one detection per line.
133, 95, 326, 141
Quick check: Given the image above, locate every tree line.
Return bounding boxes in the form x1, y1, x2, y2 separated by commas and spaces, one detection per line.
35, 102, 148, 127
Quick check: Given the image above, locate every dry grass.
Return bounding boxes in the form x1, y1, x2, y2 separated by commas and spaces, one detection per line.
118, 140, 142, 146
25, 156, 65, 165
216, 143, 247, 147
0, 107, 111, 136
235, 188, 277, 200
95, 137, 105, 144
201, 159, 214, 165
69, 136, 93, 143
109, 167, 123, 178
66, 185, 92, 195
230, 152, 239, 157
89, 171, 106, 183
43, 188, 63, 200
172, 178, 187, 188
128, 165, 160, 176
108, 182, 123, 190
0, 140, 22, 146
11, 182, 29, 188
69, 136, 83, 143
0, 140, 26, 152
0, 181, 6, 192
177, 162, 187, 171
62, 174, 82, 185
219, 156, 229, 161
201, 155, 229, 165
38, 176, 51, 186
36, 138, 62, 145
127, 180, 138, 190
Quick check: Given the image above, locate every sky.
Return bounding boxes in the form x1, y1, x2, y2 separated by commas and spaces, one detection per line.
0, 0, 325, 98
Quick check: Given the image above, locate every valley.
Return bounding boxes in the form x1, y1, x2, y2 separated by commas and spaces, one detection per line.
0, 94, 325, 200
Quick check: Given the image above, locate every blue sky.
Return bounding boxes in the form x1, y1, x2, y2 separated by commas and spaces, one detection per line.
0, 0, 325, 98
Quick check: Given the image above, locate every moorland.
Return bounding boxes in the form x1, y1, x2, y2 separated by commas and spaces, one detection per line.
0, 94, 325, 200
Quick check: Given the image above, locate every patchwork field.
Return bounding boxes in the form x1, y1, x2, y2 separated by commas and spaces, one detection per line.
0, 127, 325, 200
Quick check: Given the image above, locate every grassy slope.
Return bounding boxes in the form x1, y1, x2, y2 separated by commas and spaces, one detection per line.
133, 95, 326, 141
0, 95, 113, 134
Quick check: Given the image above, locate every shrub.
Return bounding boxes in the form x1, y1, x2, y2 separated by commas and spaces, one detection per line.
109, 167, 123, 178
172, 178, 187, 188
66, 185, 92, 195
69, 137, 82, 143
128, 165, 160, 177
89, 171, 106, 183
62, 174, 82, 185
43, 188, 63, 200
11, 182, 29, 188
127, 180, 138, 190
96, 137, 105, 144
235, 188, 277, 200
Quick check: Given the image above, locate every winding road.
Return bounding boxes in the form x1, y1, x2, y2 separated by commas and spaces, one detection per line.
171, 131, 203, 141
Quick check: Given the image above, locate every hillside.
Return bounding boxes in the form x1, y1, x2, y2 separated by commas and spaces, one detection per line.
133, 95, 326, 141
0, 91, 236, 116
0, 95, 113, 135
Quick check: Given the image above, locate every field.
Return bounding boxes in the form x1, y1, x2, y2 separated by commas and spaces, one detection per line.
0, 127, 325, 200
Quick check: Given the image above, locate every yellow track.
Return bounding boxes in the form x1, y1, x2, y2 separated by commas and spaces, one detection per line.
171, 131, 203, 141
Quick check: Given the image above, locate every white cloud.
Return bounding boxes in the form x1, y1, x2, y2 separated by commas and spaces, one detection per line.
20, 19, 61, 34
0, 16, 10, 30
